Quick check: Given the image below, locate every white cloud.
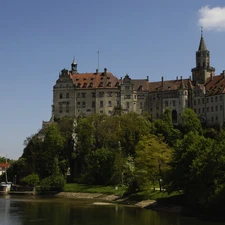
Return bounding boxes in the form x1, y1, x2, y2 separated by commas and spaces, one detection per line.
198, 5, 225, 31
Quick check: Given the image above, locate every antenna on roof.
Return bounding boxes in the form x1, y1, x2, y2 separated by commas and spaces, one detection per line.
97, 51, 99, 71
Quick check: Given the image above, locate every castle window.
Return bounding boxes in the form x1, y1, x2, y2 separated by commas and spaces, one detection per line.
126, 102, 130, 109
117, 101, 120, 107
207, 107, 209, 112
81, 92, 86, 98
82, 102, 86, 108
212, 117, 213, 122
203, 61, 205, 68
66, 109, 69, 113
194, 100, 196, 105
140, 102, 143, 109
100, 101, 103, 107
77, 83, 81, 88
83, 83, 87, 88
220, 105, 223, 110
107, 92, 112, 97
198, 99, 200, 104
59, 109, 62, 113
215, 96, 218, 102
99, 92, 104, 97
125, 86, 130, 90
211, 106, 214, 112
89, 82, 93, 88
216, 105, 218, 111
99, 82, 103, 87
207, 98, 209, 103
92, 101, 96, 108
203, 108, 205, 113
108, 111, 112, 115
66, 93, 69, 98
202, 99, 205, 104
59, 93, 63, 99
77, 93, 80, 98
108, 101, 112, 107
165, 101, 168, 107
107, 82, 111, 87
91, 92, 96, 97
216, 116, 218, 121
100, 110, 103, 114
220, 95, 222, 101
172, 100, 176, 107
116, 92, 121, 97
77, 102, 80, 108
211, 97, 213, 102
198, 108, 200, 113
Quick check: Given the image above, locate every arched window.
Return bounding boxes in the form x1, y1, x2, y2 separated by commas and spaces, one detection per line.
172, 110, 178, 124
59, 93, 63, 99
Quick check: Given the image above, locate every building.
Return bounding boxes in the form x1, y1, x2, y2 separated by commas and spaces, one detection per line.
48, 33, 225, 128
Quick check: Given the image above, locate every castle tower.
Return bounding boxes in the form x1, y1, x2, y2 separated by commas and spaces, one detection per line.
191, 28, 215, 83
71, 58, 77, 74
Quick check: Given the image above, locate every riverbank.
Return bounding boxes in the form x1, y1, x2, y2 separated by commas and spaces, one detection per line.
56, 192, 183, 213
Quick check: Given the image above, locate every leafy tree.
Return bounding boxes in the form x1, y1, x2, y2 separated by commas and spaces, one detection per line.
135, 135, 172, 191
22, 174, 40, 186
152, 108, 181, 147
85, 147, 114, 184
178, 108, 202, 135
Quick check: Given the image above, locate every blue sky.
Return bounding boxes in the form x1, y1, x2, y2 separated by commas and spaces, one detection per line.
1, 0, 225, 159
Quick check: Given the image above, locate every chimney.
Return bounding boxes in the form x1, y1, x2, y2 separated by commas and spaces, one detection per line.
223, 70, 225, 78
96, 69, 98, 74
180, 76, 182, 80
176, 76, 178, 81
146, 76, 149, 81
161, 76, 164, 86
104, 68, 107, 75
210, 73, 213, 81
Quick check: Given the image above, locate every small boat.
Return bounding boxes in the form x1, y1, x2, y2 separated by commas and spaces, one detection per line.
0, 182, 12, 195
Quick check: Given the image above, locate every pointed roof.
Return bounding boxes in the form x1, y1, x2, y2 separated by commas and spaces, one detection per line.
198, 28, 207, 51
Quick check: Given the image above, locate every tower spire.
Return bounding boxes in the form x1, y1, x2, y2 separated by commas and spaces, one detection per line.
198, 27, 207, 51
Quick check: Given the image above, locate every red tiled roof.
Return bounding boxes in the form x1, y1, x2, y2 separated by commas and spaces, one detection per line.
69, 71, 120, 89
148, 79, 193, 92
0, 163, 10, 168
205, 74, 225, 96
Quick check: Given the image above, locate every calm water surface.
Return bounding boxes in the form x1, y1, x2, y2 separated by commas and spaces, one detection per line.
0, 196, 222, 225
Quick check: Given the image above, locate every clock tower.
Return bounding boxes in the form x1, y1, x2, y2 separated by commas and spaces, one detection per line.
191, 29, 215, 83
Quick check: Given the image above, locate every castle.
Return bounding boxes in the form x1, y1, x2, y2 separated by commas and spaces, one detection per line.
43, 32, 225, 129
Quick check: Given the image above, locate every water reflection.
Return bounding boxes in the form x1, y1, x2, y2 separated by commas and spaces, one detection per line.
0, 196, 220, 225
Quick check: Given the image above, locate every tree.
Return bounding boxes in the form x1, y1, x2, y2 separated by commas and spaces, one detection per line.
152, 108, 181, 147
135, 135, 172, 191
178, 108, 202, 135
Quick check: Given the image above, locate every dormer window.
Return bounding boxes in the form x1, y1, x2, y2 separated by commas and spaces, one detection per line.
138, 86, 143, 91
83, 83, 87, 88
89, 82, 93, 88
107, 82, 111, 87
99, 82, 103, 87
77, 83, 81, 88
115, 82, 119, 87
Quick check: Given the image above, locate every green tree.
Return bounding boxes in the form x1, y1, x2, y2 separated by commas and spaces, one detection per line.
178, 108, 202, 135
152, 108, 181, 147
135, 135, 172, 191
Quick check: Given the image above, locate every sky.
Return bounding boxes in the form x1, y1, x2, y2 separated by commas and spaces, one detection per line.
1, 0, 225, 159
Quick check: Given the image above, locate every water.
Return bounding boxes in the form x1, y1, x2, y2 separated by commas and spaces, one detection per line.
0, 196, 221, 225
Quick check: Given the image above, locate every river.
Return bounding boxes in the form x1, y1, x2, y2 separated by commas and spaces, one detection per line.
0, 195, 221, 225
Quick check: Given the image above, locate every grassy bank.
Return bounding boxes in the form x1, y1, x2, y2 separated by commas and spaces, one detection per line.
63, 183, 182, 202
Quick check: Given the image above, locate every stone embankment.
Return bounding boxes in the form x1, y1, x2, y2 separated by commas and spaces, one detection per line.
57, 192, 157, 209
